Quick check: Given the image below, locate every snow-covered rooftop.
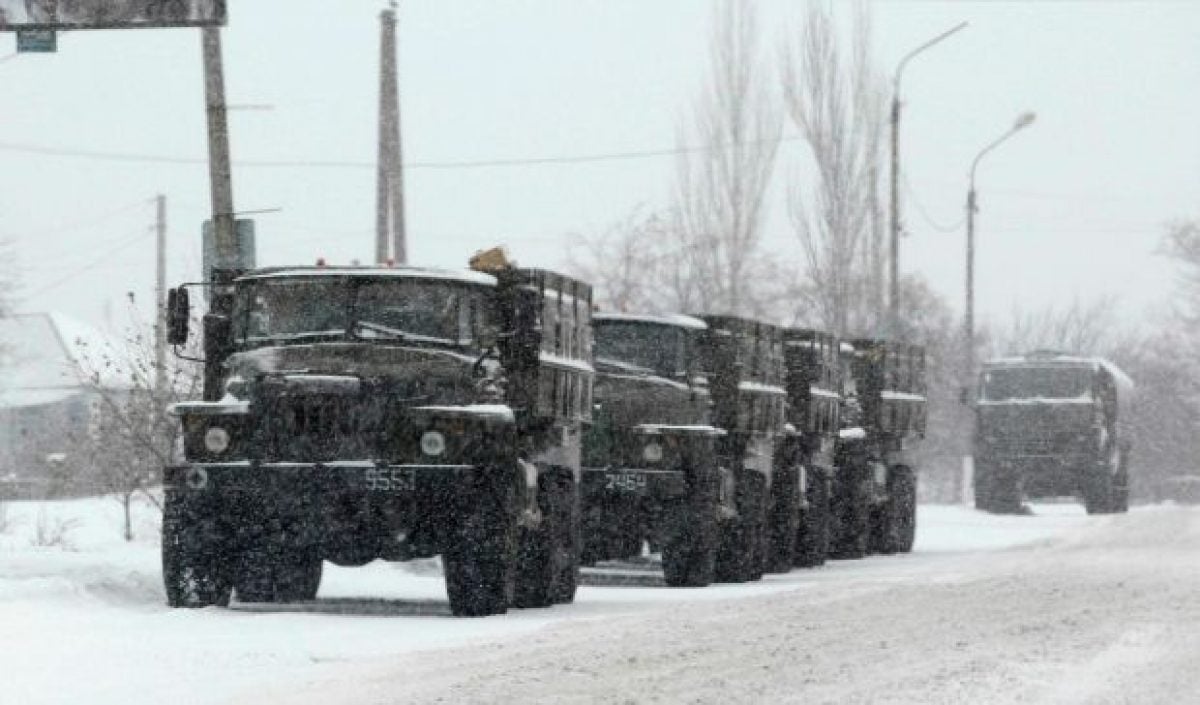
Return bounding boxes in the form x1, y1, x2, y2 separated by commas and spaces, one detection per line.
0, 313, 129, 409
984, 353, 1134, 392
238, 266, 497, 287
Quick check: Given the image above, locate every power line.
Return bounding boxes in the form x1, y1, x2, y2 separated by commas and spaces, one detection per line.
902, 173, 964, 234
0, 135, 805, 172
23, 229, 155, 299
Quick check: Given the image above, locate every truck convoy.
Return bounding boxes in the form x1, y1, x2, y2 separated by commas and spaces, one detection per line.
159, 251, 931, 612
579, 313, 925, 585
973, 352, 1133, 515
161, 255, 594, 616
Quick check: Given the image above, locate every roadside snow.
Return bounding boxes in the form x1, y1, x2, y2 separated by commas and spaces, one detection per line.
0, 496, 1151, 705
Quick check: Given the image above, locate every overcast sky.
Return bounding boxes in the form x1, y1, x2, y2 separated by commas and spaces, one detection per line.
0, 0, 1196, 337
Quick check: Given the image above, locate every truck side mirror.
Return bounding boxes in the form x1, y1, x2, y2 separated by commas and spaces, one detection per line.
959, 386, 972, 406
167, 287, 190, 345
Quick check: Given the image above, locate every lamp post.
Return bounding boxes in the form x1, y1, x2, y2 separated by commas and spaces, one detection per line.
965, 111, 1036, 385
888, 22, 967, 339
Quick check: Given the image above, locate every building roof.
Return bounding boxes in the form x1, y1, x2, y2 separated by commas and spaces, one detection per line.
0, 313, 128, 409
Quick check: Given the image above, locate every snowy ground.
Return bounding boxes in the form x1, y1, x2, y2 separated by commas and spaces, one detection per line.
2, 496, 1196, 704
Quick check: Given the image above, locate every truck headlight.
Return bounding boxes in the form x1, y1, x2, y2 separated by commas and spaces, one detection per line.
421, 430, 446, 457
643, 442, 664, 463
204, 427, 231, 454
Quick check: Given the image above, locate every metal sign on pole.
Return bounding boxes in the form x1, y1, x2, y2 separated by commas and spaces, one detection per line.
16, 29, 55, 52
0, 0, 226, 31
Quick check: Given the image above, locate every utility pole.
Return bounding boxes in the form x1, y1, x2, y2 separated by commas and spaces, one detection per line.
201, 27, 236, 269
154, 194, 167, 394
375, 2, 407, 264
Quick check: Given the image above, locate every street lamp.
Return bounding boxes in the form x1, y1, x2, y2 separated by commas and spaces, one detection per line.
888, 22, 968, 339
964, 111, 1037, 386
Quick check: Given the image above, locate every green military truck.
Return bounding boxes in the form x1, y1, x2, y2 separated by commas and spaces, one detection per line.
776, 328, 842, 569
580, 313, 725, 587
831, 339, 925, 558
696, 315, 791, 582
973, 352, 1133, 515
160, 258, 593, 616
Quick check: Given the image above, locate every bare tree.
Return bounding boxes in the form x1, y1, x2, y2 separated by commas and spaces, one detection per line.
566, 207, 674, 313
993, 296, 1120, 357
68, 295, 202, 541
671, 0, 781, 317
782, 1, 885, 337
1159, 219, 1200, 323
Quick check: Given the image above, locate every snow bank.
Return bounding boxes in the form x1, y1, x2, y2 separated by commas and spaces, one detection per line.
0, 496, 1106, 705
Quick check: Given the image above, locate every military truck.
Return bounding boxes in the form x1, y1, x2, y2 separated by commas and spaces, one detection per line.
776, 328, 842, 569
973, 352, 1133, 515
160, 258, 593, 616
579, 312, 725, 587
831, 339, 925, 558
696, 315, 790, 582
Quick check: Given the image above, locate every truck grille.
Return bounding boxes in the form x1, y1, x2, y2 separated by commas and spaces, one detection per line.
261, 394, 378, 461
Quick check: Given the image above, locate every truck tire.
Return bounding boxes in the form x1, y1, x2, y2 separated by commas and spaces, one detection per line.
715, 470, 767, 582
876, 465, 917, 554
444, 484, 517, 617
162, 490, 231, 608
662, 463, 719, 588
795, 468, 831, 568
551, 475, 581, 604
1112, 450, 1130, 513
514, 470, 577, 608
1083, 445, 1118, 515
830, 461, 870, 560
765, 462, 802, 574
976, 462, 1022, 514
973, 461, 996, 512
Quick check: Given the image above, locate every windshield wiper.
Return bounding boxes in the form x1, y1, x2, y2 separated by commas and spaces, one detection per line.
246, 329, 346, 343
352, 320, 413, 341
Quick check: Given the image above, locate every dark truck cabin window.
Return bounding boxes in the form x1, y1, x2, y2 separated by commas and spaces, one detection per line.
594, 322, 687, 379
981, 366, 1094, 402
233, 277, 487, 348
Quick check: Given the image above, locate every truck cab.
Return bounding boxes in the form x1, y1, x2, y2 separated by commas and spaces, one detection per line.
832, 339, 926, 558
778, 328, 842, 568
973, 351, 1133, 514
695, 315, 789, 582
580, 312, 724, 586
161, 261, 593, 616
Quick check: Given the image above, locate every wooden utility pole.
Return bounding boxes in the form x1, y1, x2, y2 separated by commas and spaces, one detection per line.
202, 27, 236, 269
375, 2, 407, 264
154, 194, 167, 394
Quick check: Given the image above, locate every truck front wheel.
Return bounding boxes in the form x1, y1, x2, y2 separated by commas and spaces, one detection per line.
662, 463, 719, 587
444, 485, 517, 617
878, 466, 917, 554
830, 461, 870, 560
765, 463, 802, 574
1083, 445, 1119, 515
795, 468, 831, 567
514, 469, 579, 608
162, 490, 232, 608
715, 470, 767, 582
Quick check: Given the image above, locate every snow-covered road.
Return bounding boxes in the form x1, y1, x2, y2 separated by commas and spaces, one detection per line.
3, 498, 1197, 704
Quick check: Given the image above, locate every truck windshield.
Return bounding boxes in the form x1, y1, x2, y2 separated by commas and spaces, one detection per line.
980, 366, 1093, 402
593, 321, 687, 378
233, 277, 488, 347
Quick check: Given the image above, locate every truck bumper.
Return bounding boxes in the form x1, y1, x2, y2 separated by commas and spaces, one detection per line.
981, 455, 1094, 498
